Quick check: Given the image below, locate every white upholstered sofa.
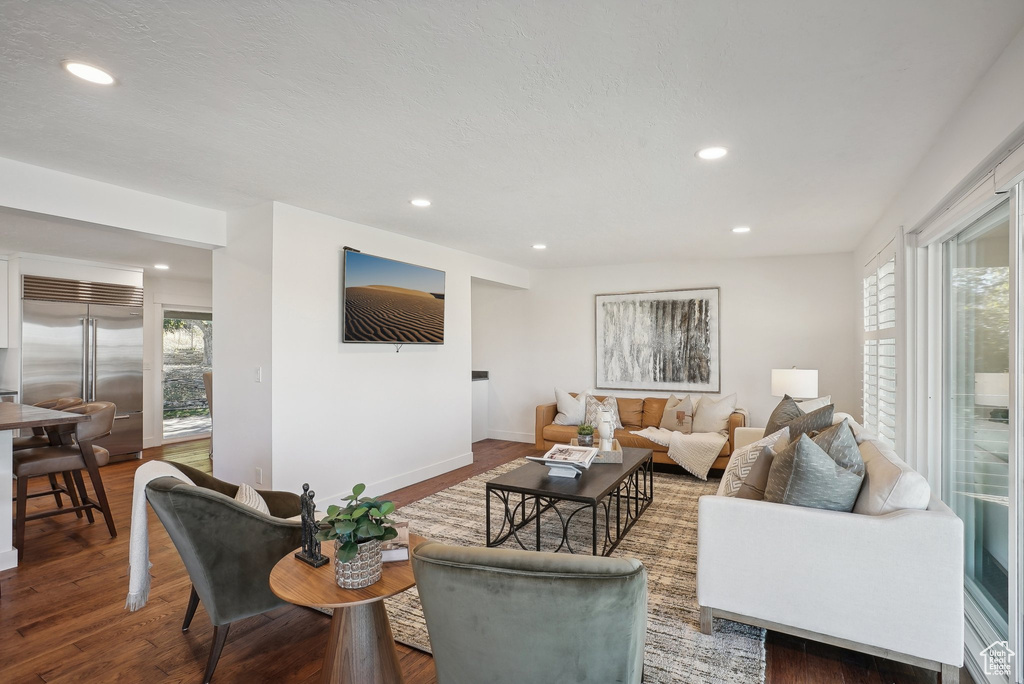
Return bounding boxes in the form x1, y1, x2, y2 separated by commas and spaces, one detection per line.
697, 425, 964, 682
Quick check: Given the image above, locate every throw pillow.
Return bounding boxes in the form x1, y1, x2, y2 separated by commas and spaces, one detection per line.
736, 445, 777, 500
585, 394, 623, 430
811, 420, 863, 472
853, 437, 931, 515
796, 395, 832, 413
718, 427, 789, 496
764, 433, 865, 512
764, 395, 803, 435
659, 395, 695, 433
235, 482, 271, 515
553, 388, 588, 426
692, 393, 737, 434
785, 404, 835, 440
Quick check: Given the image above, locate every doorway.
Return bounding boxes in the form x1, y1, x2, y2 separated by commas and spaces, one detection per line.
162, 310, 213, 441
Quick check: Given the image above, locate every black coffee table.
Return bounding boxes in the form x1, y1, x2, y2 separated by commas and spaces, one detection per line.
485, 447, 653, 556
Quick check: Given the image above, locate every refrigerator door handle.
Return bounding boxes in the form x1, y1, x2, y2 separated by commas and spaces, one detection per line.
90, 318, 98, 402
82, 317, 89, 401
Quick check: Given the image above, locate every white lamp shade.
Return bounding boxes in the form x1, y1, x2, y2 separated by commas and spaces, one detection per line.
771, 368, 819, 399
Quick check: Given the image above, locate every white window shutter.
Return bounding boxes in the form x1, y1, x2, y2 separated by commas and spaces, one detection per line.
863, 240, 898, 446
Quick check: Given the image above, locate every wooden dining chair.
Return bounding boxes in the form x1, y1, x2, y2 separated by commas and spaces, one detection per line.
13, 401, 118, 560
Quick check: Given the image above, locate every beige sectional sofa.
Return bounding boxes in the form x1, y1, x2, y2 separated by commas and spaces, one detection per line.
535, 394, 745, 470
697, 426, 964, 682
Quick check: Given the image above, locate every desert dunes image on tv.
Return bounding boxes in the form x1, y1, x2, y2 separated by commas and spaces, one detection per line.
343, 251, 445, 344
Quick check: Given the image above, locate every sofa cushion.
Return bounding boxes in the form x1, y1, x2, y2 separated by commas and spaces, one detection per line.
764, 395, 803, 435
586, 395, 623, 429
641, 397, 667, 428
764, 433, 865, 512
542, 424, 584, 444
615, 397, 644, 429
692, 394, 736, 434
658, 395, 694, 433
853, 438, 931, 515
614, 429, 667, 452
796, 395, 832, 413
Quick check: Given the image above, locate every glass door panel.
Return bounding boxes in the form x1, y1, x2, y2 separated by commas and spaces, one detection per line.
162, 310, 213, 440
943, 200, 1012, 638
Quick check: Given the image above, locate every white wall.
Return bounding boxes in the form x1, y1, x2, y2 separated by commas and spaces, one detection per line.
473, 253, 858, 441
857, 23, 1024, 265
211, 203, 274, 487
142, 276, 213, 448
267, 203, 528, 504
0, 157, 226, 248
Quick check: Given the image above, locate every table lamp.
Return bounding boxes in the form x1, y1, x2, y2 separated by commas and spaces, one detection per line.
771, 368, 818, 400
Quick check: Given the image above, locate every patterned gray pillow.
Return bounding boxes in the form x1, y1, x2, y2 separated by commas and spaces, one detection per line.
785, 404, 835, 440
764, 395, 803, 435
764, 432, 865, 512
585, 395, 623, 430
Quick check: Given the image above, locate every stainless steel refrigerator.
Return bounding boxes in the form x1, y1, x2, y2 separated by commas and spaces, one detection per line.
21, 276, 144, 461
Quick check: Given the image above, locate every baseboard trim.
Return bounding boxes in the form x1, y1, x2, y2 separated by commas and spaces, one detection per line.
319, 451, 475, 506
486, 429, 533, 443
0, 547, 18, 571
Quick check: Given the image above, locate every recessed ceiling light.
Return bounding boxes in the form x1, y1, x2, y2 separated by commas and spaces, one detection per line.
154, 264, 170, 270
533, 244, 547, 250
62, 60, 115, 85
696, 146, 728, 160
410, 198, 431, 208
732, 226, 751, 234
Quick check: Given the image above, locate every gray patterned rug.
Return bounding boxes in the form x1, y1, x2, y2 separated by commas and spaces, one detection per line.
380, 460, 766, 683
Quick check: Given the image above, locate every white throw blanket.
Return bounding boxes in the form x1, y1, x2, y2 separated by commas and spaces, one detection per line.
631, 428, 727, 480
125, 461, 194, 611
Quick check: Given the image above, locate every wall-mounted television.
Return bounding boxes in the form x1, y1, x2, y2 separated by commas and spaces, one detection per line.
341, 250, 445, 344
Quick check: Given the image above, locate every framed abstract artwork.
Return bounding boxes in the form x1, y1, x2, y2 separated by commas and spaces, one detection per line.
595, 287, 720, 393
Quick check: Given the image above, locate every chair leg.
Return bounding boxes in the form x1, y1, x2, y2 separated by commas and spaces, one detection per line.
15, 476, 29, 561
83, 460, 116, 537
699, 606, 713, 635
203, 623, 231, 684
71, 470, 95, 523
183, 585, 200, 632
61, 471, 83, 519
47, 473, 64, 509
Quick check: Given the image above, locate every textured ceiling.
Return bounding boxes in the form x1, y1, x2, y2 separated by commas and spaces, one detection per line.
0, 208, 213, 281
1, 1, 1022, 268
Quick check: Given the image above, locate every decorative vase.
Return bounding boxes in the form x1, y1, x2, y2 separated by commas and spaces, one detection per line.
598, 409, 614, 451
577, 433, 594, 447
334, 539, 383, 589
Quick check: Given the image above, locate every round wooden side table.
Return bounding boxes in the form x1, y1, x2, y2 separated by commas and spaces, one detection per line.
270, 534, 425, 684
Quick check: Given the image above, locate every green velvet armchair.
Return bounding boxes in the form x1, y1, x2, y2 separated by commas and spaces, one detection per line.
412, 540, 648, 684
145, 463, 304, 683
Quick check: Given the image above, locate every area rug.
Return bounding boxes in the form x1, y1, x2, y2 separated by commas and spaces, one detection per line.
381, 460, 766, 684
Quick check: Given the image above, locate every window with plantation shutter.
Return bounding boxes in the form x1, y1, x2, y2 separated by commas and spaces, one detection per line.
863, 240, 897, 445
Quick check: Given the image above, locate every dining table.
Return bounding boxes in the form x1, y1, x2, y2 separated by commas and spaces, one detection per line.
0, 402, 90, 570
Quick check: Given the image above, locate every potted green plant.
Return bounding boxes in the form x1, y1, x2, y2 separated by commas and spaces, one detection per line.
576, 423, 595, 447
317, 483, 399, 588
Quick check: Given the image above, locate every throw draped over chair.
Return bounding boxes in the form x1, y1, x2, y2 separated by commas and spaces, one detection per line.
13, 401, 117, 560
145, 463, 302, 683
412, 540, 648, 684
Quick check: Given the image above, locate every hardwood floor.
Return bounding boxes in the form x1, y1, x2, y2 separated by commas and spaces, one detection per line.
0, 438, 970, 683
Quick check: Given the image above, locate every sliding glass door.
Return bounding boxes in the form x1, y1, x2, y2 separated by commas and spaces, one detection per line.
942, 196, 1020, 679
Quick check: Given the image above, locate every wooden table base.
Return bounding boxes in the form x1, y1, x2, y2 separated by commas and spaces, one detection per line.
320, 601, 404, 684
